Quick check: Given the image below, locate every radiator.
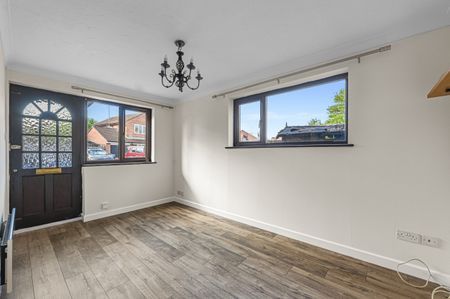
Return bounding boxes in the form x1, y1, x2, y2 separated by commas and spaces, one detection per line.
1, 208, 16, 294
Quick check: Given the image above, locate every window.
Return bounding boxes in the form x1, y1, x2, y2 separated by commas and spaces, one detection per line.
237, 101, 261, 143
134, 124, 145, 134
86, 101, 120, 161
125, 110, 147, 159
86, 100, 151, 163
234, 73, 348, 147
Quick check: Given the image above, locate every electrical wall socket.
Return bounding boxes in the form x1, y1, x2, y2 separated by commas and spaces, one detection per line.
397, 230, 441, 248
101, 202, 109, 210
421, 235, 440, 248
177, 190, 184, 197
397, 230, 421, 244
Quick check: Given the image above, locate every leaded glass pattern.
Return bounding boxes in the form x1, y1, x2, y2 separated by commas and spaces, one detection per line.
23, 153, 40, 169
41, 136, 57, 151
22, 118, 39, 135
41, 119, 57, 135
21, 99, 73, 169
59, 137, 72, 152
41, 153, 57, 168
57, 108, 72, 120
34, 99, 49, 112
50, 100, 63, 113
23, 103, 41, 116
58, 153, 72, 168
59, 121, 72, 136
22, 136, 39, 152
22, 99, 72, 120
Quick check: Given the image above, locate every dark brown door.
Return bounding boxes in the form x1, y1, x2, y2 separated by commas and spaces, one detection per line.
9, 84, 83, 229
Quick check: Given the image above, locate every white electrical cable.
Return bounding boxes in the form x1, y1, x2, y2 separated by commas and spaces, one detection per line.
397, 258, 431, 288
432, 286, 450, 299
396, 258, 450, 299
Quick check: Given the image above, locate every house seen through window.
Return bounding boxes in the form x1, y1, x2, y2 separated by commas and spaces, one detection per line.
235, 73, 348, 146
86, 100, 151, 162
125, 109, 147, 159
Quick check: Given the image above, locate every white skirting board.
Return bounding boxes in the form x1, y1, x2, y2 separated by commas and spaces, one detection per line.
174, 197, 450, 286
82, 197, 175, 222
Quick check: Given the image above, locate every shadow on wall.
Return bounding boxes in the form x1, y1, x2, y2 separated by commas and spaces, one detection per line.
177, 117, 195, 201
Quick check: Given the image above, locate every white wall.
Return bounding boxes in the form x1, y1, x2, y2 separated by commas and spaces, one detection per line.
6, 70, 175, 221
0, 39, 6, 220
82, 107, 174, 220
174, 26, 450, 281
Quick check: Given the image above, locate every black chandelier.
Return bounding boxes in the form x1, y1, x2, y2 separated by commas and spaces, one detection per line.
159, 40, 203, 92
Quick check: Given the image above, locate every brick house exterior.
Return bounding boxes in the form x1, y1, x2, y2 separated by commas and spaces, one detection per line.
124, 113, 146, 142
87, 112, 146, 157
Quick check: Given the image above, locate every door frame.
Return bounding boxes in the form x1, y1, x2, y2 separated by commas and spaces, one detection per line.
1, 79, 89, 230
4, 80, 88, 223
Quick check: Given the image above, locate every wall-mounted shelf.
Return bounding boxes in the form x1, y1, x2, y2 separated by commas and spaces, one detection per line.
427, 70, 450, 99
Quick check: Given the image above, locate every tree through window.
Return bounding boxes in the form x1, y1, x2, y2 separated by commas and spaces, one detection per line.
234, 73, 348, 146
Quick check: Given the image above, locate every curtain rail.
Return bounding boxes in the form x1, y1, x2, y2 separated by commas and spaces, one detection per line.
71, 86, 174, 109
212, 45, 391, 99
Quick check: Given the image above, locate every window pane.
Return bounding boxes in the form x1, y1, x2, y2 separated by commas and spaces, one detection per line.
59, 137, 72, 152
59, 153, 72, 168
239, 101, 260, 142
86, 101, 119, 161
23, 103, 41, 116
50, 100, 63, 113
41, 153, 57, 168
41, 136, 57, 151
57, 107, 72, 120
23, 135, 39, 151
22, 118, 39, 135
266, 79, 346, 143
34, 99, 49, 112
41, 119, 57, 135
59, 121, 72, 136
125, 110, 146, 159
23, 153, 39, 169
34, 100, 48, 112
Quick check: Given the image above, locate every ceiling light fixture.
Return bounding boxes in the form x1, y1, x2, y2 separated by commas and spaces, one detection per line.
159, 40, 203, 92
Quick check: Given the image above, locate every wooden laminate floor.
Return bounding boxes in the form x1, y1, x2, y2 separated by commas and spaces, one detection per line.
6, 202, 439, 299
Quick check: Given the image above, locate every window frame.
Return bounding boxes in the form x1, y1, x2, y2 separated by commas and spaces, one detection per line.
233, 73, 349, 147
83, 99, 153, 165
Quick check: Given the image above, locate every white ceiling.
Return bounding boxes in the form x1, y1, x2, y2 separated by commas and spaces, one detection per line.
1, 0, 450, 104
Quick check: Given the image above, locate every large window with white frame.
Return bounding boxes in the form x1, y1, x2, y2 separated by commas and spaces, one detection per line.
233, 73, 348, 147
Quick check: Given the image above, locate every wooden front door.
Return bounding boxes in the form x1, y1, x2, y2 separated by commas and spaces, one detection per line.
9, 84, 83, 229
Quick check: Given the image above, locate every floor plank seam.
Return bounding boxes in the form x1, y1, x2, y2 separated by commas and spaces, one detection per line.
8, 203, 439, 299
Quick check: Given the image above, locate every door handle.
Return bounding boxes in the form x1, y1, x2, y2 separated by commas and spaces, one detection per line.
10, 145, 21, 150
12, 169, 18, 173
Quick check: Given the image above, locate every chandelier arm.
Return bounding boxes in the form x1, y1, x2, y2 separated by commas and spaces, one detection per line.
163, 68, 175, 83
164, 73, 174, 84
161, 75, 175, 88
186, 78, 201, 90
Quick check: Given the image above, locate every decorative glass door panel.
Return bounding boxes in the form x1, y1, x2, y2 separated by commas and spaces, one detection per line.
21, 99, 73, 169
